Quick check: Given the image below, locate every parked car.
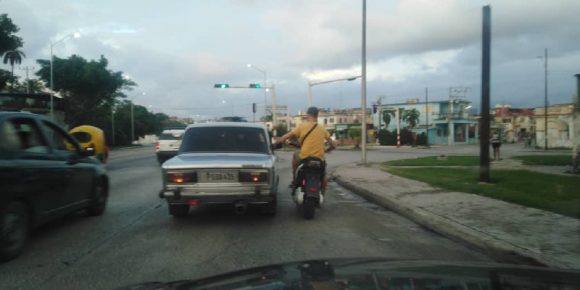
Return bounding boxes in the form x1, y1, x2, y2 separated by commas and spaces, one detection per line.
159, 122, 278, 217
156, 128, 185, 164
69, 125, 109, 163
0, 112, 109, 262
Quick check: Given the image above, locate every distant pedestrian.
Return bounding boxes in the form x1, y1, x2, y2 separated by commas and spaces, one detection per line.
490, 131, 502, 160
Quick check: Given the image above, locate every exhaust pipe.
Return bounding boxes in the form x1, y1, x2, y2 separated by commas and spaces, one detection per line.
233, 202, 248, 215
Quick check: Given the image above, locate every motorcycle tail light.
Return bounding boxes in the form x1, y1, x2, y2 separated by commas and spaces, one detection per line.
239, 171, 268, 183
167, 172, 197, 184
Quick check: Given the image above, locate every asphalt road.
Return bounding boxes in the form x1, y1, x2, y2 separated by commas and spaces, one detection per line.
0, 146, 494, 290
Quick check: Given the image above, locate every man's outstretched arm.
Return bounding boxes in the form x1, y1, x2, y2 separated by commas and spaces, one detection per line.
274, 131, 295, 146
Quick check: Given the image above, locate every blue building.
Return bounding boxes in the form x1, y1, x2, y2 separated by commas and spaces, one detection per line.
373, 99, 479, 145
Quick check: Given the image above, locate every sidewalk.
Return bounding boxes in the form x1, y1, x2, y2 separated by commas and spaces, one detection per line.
331, 163, 580, 269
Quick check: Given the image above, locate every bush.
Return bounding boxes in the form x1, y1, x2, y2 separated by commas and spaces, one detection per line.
416, 132, 427, 146
378, 129, 396, 145
378, 129, 426, 146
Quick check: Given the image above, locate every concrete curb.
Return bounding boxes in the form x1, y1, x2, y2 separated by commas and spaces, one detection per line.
331, 171, 571, 269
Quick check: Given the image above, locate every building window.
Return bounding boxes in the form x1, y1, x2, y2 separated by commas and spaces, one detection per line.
329, 118, 334, 123
324, 118, 328, 125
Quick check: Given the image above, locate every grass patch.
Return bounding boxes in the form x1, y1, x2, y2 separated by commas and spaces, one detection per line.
385, 167, 580, 218
512, 155, 572, 166
384, 156, 479, 166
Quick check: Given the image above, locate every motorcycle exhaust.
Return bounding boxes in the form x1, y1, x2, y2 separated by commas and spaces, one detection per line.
233, 202, 248, 215
295, 191, 305, 205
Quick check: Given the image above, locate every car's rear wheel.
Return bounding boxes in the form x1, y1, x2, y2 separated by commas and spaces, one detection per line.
169, 204, 189, 217
262, 197, 277, 216
0, 201, 30, 262
87, 180, 108, 216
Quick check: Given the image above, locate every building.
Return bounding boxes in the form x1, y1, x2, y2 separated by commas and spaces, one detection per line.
535, 103, 575, 149
374, 98, 478, 145
492, 104, 535, 143
0, 93, 66, 125
289, 108, 372, 132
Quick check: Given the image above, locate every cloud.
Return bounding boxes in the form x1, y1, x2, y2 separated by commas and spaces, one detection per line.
3, 0, 579, 119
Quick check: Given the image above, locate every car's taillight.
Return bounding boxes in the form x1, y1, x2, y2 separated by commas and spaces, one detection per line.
239, 171, 268, 183
166, 172, 197, 184
155, 142, 160, 151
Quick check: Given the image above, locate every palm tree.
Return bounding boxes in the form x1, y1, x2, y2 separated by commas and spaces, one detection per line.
2, 50, 26, 90
402, 108, 421, 146
402, 108, 420, 129
382, 110, 395, 129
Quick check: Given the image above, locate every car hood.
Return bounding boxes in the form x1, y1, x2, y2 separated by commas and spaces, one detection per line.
114, 258, 580, 290
161, 152, 275, 169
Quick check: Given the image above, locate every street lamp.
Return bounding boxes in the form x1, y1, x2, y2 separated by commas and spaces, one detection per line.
537, 49, 549, 151
49, 32, 80, 121
247, 64, 268, 115
307, 75, 362, 107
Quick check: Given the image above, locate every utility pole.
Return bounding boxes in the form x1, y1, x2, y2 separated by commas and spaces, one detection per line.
479, 5, 492, 183
396, 108, 401, 148
271, 84, 277, 128
111, 106, 116, 146
448, 88, 453, 146
544, 48, 549, 151
360, 0, 368, 164
130, 101, 135, 144
425, 88, 429, 146
20, 66, 35, 93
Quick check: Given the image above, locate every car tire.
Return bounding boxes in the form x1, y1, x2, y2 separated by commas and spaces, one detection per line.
262, 197, 277, 216
87, 180, 108, 216
0, 201, 30, 262
169, 204, 189, 217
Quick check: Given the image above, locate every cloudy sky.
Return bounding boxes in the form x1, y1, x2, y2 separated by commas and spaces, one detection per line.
2, 0, 579, 119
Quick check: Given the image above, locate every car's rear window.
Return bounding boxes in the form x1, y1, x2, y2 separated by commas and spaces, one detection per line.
71, 132, 92, 143
160, 132, 183, 140
181, 127, 268, 154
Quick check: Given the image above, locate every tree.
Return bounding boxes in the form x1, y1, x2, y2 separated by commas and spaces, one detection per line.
382, 110, 395, 128
274, 123, 288, 137
0, 69, 16, 91
402, 108, 421, 146
260, 114, 273, 122
220, 116, 247, 122
0, 14, 23, 90
35, 54, 135, 126
0, 14, 23, 56
402, 108, 420, 129
348, 127, 362, 149
3, 50, 25, 90
13, 79, 46, 93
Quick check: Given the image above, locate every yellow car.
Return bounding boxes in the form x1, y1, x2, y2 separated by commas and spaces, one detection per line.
69, 125, 109, 163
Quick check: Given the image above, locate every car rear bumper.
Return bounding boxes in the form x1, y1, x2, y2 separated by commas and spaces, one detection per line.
159, 184, 277, 205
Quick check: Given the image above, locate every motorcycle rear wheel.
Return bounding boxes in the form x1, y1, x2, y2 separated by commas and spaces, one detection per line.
302, 198, 316, 220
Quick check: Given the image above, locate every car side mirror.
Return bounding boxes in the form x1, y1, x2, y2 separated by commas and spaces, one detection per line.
271, 143, 283, 150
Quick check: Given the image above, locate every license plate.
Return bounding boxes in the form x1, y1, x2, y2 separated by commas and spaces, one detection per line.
200, 171, 238, 182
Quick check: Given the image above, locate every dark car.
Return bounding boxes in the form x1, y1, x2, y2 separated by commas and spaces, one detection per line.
0, 112, 109, 262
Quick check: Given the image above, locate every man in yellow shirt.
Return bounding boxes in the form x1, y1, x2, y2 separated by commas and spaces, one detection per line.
274, 107, 336, 190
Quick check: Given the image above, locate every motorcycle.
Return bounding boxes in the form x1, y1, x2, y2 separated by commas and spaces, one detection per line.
289, 141, 334, 220
293, 157, 326, 219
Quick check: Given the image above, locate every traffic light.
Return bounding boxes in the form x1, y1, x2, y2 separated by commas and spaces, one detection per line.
372, 104, 377, 113
249, 83, 262, 89
214, 84, 229, 89
252, 103, 257, 113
